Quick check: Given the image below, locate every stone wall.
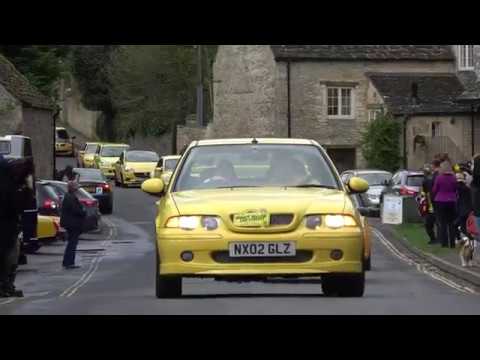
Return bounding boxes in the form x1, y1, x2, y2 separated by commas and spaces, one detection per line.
177, 125, 207, 153
207, 45, 281, 139
128, 131, 174, 158
23, 107, 54, 179
0, 84, 22, 135
58, 75, 100, 140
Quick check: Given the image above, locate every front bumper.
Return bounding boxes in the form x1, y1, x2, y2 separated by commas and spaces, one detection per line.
123, 172, 151, 186
157, 229, 364, 276
100, 167, 116, 178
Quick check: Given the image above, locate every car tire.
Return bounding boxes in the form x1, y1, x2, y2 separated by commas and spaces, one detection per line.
102, 203, 113, 215
321, 272, 365, 298
155, 247, 182, 299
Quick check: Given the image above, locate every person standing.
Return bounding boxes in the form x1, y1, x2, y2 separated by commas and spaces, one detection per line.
0, 155, 24, 297
421, 165, 437, 244
454, 172, 472, 239
470, 155, 480, 261
432, 161, 458, 248
60, 181, 86, 269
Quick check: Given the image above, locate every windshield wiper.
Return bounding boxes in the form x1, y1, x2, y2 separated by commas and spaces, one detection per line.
216, 186, 261, 189
292, 184, 338, 189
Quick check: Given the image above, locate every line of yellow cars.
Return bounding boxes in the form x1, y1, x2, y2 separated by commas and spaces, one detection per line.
76, 142, 181, 188
140, 138, 376, 299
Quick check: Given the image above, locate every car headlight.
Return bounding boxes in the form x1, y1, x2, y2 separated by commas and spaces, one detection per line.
305, 215, 322, 230
325, 215, 357, 229
165, 216, 219, 231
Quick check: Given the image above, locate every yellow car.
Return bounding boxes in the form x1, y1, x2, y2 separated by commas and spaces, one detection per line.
55, 127, 76, 157
152, 155, 181, 185
21, 215, 63, 255
94, 143, 130, 179
142, 138, 370, 298
114, 150, 160, 187
77, 142, 102, 168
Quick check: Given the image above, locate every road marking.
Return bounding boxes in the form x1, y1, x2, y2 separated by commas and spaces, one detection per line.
372, 228, 477, 295
0, 299, 16, 306
60, 218, 117, 298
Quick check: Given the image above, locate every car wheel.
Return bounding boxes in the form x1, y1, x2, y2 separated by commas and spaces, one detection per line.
155, 246, 182, 299
102, 203, 113, 215
321, 272, 365, 298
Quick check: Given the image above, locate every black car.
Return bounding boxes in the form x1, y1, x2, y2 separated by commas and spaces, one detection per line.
73, 168, 114, 214
37, 181, 100, 233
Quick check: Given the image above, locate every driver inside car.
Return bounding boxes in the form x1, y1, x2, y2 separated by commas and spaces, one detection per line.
202, 160, 238, 186
268, 157, 309, 186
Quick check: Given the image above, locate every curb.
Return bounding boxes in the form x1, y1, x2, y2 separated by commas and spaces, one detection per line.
373, 221, 480, 289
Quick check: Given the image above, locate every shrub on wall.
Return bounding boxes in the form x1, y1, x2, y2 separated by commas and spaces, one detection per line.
361, 112, 403, 172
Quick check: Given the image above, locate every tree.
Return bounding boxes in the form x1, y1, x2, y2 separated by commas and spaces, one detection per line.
361, 112, 403, 172
107, 45, 202, 141
0, 45, 70, 99
70, 45, 118, 140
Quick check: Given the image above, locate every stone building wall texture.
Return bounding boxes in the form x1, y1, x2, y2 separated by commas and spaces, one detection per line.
0, 84, 22, 135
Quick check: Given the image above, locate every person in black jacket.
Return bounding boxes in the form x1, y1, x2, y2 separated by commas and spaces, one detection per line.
454, 172, 472, 240
61, 181, 86, 269
0, 155, 25, 297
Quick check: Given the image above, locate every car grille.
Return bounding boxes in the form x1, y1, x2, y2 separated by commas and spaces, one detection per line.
211, 250, 313, 264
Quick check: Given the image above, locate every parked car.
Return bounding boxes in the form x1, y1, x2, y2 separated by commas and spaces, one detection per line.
55, 127, 76, 157
341, 170, 392, 208
19, 215, 63, 255
77, 142, 102, 168
94, 143, 130, 179
152, 155, 181, 185
114, 150, 159, 187
73, 168, 114, 214
37, 180, 100, 233
379, 170, 424, 205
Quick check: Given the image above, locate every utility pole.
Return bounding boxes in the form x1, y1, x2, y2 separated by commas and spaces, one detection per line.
196, 45, 204, 127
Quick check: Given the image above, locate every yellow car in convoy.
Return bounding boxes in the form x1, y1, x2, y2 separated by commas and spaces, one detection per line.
21, 215, 63, 255
152, 155, 181, 185
77, 142, 102, 168
142, 138, 370, 299
55, 127, 76, 157
114, 150, 160, 187
94, 143, 130, 179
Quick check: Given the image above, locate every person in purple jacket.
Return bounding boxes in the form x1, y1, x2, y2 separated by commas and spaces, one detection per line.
432, 161, 458, 248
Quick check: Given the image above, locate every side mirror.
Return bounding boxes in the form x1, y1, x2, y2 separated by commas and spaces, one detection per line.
141, 178, 165, 195
358, 206, 380, 218
348, 177, 369, 194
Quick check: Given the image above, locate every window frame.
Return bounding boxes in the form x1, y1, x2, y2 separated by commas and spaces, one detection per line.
458, 45, 475, 71
327, 86, 355, 120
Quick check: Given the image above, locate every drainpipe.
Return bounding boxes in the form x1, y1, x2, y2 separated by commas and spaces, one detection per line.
287, 61, 292, 138
403, 115, 409, 169
472, 104, 475, 157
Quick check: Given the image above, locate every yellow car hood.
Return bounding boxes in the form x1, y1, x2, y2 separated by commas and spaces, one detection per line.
171, 188, 350, 231
125, 162, 157, 173
100, 157, 120, 166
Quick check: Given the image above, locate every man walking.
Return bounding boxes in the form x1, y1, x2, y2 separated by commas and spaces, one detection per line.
61, 181, 86, 270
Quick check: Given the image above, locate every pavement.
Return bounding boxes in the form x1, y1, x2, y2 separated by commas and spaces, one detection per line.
1, 157, 480, 314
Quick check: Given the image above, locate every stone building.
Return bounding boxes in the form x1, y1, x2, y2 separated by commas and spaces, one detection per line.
177, 45, 480, 172
0, 54, 55, 179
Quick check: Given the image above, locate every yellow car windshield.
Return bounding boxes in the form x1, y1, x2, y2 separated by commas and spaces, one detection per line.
164, 159, 179, 172
125, 151, 159, 162
174, 144, 340, 192
100, 146, 129, 157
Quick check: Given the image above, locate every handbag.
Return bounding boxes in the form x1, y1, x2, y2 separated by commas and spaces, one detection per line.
466, 212, 478, 236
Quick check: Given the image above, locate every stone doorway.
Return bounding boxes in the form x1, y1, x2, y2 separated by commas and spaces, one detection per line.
327, 148, 357, 173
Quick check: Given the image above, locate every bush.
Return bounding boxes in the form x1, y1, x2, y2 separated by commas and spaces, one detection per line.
361, 112, 403, 172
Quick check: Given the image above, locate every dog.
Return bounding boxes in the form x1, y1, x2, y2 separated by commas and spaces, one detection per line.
456, 229, 475, 268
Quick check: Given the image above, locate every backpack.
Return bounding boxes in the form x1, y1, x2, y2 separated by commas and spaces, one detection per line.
467, 212, 479, 237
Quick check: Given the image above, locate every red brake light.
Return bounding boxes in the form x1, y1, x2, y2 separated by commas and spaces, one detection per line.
80, 199, 98, 207
43, 199, 58, 210
399, 187, 416, 196
102, 183, 111, 192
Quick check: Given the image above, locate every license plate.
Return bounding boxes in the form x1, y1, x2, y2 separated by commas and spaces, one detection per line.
229, 242, 296, 257
84, 187, 95, 193
233, 211, 270, 227
96, 187, 103, 194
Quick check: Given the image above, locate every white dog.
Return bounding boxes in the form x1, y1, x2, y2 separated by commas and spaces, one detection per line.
456, 230, 475, 267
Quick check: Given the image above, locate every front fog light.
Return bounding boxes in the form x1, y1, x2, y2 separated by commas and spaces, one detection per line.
325, 215, 357, 229
306, 215, 322, 230
201, 217, 219, 231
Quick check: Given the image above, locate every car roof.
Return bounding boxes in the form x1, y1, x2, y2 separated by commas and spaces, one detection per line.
344, 169, 392, 175
55, 127, 67, 130
194, 138, 317, 147
100, 143, 130, 147
0, 135, 30, 140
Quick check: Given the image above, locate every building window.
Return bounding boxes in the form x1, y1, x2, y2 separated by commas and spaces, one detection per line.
368, 109, 383, 122
432, 122, 441, 138
328, 87, 354, 118
458, 45, 474, 70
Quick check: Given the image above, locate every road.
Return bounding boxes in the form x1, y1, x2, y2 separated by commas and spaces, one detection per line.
0, 157, 479, 314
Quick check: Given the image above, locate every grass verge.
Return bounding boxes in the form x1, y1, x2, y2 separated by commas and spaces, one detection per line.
392, 223, 455, 256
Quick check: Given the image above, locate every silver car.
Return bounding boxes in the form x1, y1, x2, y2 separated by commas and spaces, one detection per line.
341, 170, 393, 207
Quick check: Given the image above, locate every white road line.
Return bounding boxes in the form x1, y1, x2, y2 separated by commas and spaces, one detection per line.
60, 219, 117, 298
0, 299, 16, 306
372, 228, 476, 295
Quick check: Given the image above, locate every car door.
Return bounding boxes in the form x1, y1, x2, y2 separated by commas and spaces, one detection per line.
94, 146, 102, 169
